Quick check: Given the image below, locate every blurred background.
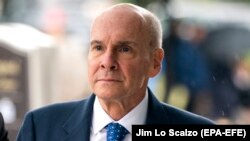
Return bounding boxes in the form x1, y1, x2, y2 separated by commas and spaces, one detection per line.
0, 0, 250, 140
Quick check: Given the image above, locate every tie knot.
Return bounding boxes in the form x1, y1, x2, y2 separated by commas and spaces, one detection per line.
106, 122, 129, 141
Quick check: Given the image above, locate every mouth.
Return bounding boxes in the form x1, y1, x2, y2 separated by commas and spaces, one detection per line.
97, 79, 122, 82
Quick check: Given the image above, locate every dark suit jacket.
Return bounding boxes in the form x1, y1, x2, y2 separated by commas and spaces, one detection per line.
0, 112, 9, 141
16, 88, 214, 141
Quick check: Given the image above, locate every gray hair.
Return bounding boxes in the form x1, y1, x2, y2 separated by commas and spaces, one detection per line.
109, 3, 163, 49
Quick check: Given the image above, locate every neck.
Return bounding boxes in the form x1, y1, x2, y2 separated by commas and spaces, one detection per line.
98, 88, 147, 121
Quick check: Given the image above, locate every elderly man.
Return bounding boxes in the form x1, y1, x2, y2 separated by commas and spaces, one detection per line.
17, 3, 214, 141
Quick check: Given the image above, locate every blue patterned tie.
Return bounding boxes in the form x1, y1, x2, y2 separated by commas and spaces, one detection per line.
106, 122, 129, 141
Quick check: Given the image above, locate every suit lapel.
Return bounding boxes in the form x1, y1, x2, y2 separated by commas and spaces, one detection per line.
62, 95, 96, 141
145, 88, 170, 124
59, 88, 169, 140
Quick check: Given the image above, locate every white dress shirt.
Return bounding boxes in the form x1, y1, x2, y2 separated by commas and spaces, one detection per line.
90, 91, 148, 141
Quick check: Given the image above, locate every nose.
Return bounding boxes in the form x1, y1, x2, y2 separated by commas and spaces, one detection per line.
100, 51, 118, 71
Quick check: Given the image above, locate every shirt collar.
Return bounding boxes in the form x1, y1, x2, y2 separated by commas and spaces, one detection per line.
91, 90, 148, 134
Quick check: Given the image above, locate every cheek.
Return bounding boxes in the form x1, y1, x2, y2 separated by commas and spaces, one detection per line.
137, 58, 151, 73
88, 60, 98, 80
124, 60, 149, 80
126, 65, 149, 88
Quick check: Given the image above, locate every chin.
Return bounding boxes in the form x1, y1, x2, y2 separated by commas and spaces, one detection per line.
94, 86, 124, 99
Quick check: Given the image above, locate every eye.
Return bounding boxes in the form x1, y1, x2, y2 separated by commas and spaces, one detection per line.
96, 45, 102, 50
118, 46, 131, 53
92, 45, 103, 51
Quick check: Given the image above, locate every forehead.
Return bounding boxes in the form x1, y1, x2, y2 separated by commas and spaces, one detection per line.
91, 7, 146, 41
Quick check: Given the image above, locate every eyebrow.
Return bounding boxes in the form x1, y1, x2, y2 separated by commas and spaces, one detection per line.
90, 40, 136, 46
90, 40, 102, 46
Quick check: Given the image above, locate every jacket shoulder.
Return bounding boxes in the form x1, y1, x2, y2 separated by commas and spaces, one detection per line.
17, 95, 94, 141
24, 98, 89, 124
160, 102, 215, 124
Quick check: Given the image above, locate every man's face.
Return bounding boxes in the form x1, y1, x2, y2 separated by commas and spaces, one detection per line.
88, 9, 155, 100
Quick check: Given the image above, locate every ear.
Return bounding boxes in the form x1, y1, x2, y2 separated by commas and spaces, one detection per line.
148, 48, 164, 77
